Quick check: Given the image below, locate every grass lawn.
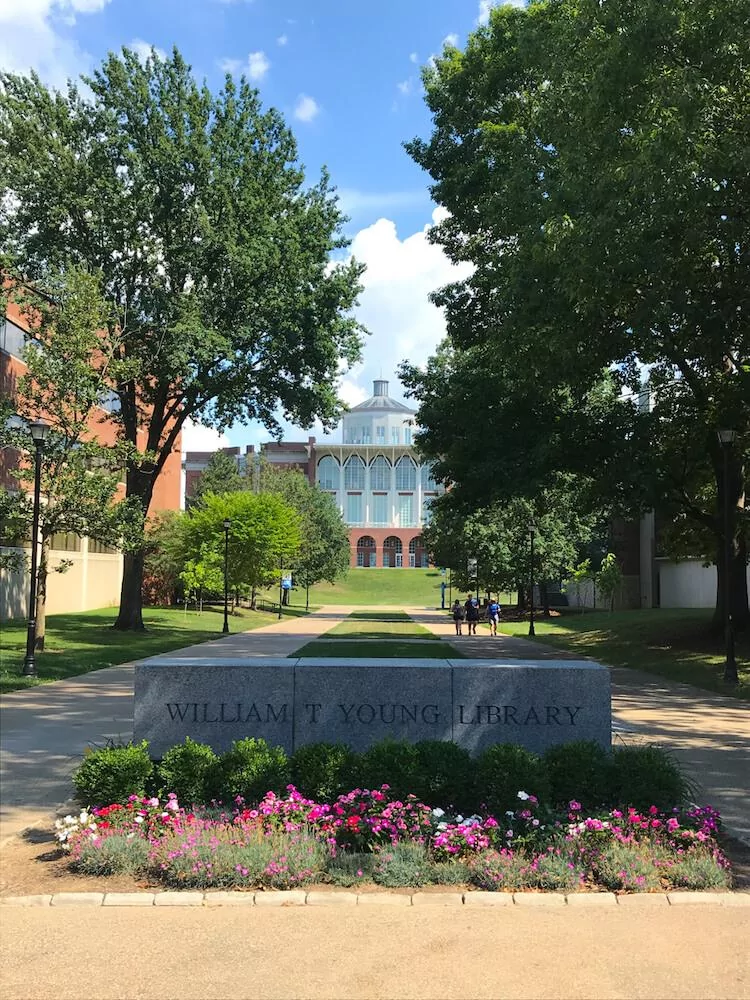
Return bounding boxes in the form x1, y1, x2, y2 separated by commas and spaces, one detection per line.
324, 618, 437, 639
0, 604, 305, 695
499, 608, 749, 700
261, 568, 448, 608
292, 639, 462, 658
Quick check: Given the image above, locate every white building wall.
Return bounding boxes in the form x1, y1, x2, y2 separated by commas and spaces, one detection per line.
656, 559, 750, 608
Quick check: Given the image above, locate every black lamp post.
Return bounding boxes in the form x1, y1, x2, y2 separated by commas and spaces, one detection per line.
22, 420, 50, 677
278, 555, 284, 620
717, 429, 738, 685
528, 521, 537, 638
222, 518, 231, 634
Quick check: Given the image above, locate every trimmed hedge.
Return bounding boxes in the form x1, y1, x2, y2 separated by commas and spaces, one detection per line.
73, 737, 692, 814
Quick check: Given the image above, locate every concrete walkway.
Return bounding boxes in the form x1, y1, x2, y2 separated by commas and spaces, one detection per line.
414, 607, 750, 843
2, 604, 749, 845
0, 606, 349, 842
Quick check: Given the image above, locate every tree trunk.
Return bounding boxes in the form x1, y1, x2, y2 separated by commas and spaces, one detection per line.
517, 584, 525, 610
251, 587, 257, 610
540, 580, 550, 617
34, 537, 50, 651
113, 469, 153, 631
711, 445, 748, 633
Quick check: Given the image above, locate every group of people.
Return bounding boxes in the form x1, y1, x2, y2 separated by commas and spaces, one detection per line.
451, 595, 501, 636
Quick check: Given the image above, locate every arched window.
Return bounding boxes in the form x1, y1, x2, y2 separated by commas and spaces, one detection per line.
344, 455, 365, 490
382, 535, 403, 567
409, 535, 428, 568
317, 456, 340, 491
356, 535, 377, 568
369, 455, 391, 491
420, 463, 438, 490
395, 456, 416, 490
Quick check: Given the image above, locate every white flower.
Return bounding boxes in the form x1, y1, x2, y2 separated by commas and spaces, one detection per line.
506, 830, 514, 838
134, 815, 144, 824
455, 815, 464, 823
506, 810, 515, 817
437, 822, 448, 832
532, 818, 540, 827
432, 808, 445, 818
79, 811, 89, 824
517, 791, 530, 801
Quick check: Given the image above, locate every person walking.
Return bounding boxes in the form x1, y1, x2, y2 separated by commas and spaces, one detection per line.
452, 599, 465, 635
465, 594, 480, 636
487, 596, 501, 636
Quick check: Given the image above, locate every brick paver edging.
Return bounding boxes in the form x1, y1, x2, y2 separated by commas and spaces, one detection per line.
2, 891, 749, 908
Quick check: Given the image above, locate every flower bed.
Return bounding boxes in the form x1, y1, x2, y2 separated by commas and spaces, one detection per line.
55, 787, 732, 893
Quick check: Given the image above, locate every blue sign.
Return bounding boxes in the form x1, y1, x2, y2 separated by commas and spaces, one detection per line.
281, 575, 292, 590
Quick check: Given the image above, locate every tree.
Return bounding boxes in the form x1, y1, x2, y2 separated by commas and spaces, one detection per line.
259, 466, 350, 606
596, 554, 624, 613
405, 0, 749, 629
0, 47, 365, 630
142, 509, 188, 606
1, 268, 134, 648
179, 556, 223, 612
188, 451, 244, 508
183, 491, 301, 600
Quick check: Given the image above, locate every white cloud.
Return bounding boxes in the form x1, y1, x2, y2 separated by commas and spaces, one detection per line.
409, 52, 419, 64
443, 33, 459, 47
294, 94, 320, 123
397, 78, 413, 96
130, 39, 166, 64
277, 34, 288, 46
478, 0, 526, 25
181, 418, 230, 453
0, 0, 112, 87
219, 50, 270, 80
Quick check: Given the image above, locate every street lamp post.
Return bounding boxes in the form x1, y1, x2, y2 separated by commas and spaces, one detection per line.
717, 430, 738, 685
528, 521, 537, 638
278, 556, 284, 620
22, 420, 50, 677
222, 519, 231, 634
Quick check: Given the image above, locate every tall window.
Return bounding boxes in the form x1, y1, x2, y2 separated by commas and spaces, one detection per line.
317, 456, 340, 490
376, 425, 385, 444
395, 456, 416, 490
399, 494, 414, 527
344, 456, 365, 489
391, 427, 400, 444
421, 495, 436, 525
369, 455, 391, 491
404, 426, 412, 445
346, 493, 363, 524
371, 493, 389, 526
420, 463, 438, 490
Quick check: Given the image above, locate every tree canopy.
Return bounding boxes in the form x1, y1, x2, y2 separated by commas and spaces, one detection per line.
0, 46, 365, 628
403, 0, 749, 627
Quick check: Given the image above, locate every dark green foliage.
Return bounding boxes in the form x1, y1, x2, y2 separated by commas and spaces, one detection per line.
610, 746, 692, 810
73, 835, 150, 876
355, 740, 420, 801
476, 744, 550, 817
543, 741, 613, 810
324, 852, 374, 887
372, 843, 434, 888
208, 738, 289, 803
157, 738, 218, 805
412, 741, 475, 811
73, 741, 153, 807
289, 743, 356, 801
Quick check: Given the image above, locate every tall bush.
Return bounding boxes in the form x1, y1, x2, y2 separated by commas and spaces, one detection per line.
73, 741, 153, 806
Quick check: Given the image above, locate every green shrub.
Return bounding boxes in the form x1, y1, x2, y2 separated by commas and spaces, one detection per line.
593, 841, 663, 891
432, 861, 471, 886
610, 745, 692, 810
476, 744, 550, 816
524, 848, 584, 891
372, 843, 434, 888
467, 850, 529, 891
72, 834, 150, 876
543, 741, 613, 809
324, 852, 374, 887
157, 738, 218, 805
73, 741, 153, 807
412, 741, 475, 811
665, 851, 731, 891
208, 738, 289, 804
289, 743, 356, 801
356, 740, 420, 801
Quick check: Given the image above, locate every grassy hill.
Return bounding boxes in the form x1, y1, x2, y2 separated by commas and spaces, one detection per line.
268, 568, 449, 608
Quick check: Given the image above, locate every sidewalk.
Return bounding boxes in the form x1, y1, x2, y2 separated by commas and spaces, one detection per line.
414, 607, 750, 843
2, 605, 749, 845
0, 606, 349, 843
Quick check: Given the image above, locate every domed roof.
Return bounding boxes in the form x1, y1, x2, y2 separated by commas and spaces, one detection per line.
348, 380, 416, 415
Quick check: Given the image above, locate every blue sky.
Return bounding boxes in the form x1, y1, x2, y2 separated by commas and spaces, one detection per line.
0, 0, 523, 451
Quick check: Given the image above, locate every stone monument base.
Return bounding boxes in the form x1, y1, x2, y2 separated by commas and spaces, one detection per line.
134, 657, 611, 757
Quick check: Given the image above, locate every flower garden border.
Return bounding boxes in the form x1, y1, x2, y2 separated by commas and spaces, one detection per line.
2, 889, 749, 907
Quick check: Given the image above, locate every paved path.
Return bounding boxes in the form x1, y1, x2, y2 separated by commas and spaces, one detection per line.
2, 604, 749, 845
2, 905, 748, 1000
414, 607, 750, 843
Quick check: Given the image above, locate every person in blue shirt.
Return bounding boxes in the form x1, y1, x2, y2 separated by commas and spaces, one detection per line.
487, 597, 501, 636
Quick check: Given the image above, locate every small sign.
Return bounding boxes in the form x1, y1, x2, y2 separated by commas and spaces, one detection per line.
281, 575, 292, 590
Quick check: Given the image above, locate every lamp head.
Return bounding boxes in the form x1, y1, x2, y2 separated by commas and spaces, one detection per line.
717, 429, 738, 445
222, 518, 231, 530
28, 420, 50, 444
529, 521, 537, 536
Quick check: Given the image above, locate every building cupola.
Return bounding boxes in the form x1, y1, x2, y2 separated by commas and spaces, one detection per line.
373, 379, 389, 397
